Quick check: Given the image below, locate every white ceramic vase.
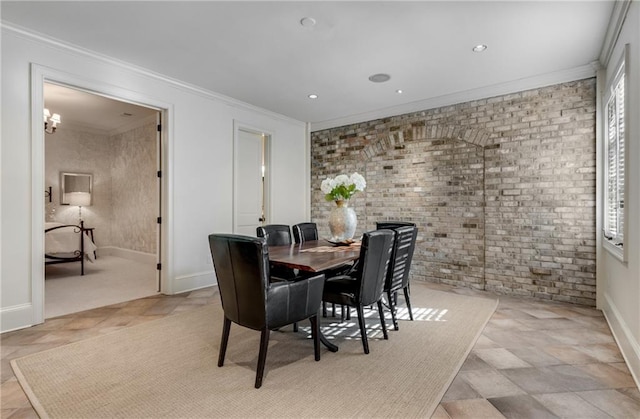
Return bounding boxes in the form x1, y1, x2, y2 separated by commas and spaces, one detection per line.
328, 200, 357, 241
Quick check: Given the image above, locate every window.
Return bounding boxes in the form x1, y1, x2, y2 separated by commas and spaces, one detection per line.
604, 51, 627, 255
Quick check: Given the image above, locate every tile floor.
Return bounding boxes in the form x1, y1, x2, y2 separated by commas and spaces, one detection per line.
2, 283, 639, 418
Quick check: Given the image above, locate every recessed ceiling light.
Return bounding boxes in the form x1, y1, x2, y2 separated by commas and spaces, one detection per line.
308, 94, 318, 99
368, 73, 391, 83
472, 44, 488, 52
300, 17, 316, 28
396, 89, 403, 94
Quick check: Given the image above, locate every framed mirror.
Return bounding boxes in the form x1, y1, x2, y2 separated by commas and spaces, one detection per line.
61, 172, 93, 205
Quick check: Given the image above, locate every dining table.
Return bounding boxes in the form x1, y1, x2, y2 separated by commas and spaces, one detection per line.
268, 239, 361, 273
268, 239, 362, 352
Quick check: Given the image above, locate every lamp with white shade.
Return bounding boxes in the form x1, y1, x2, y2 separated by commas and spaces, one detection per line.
66, 192, 91, 222
43, 108, 61, 134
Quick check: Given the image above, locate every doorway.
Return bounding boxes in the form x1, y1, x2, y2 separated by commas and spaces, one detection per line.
233, 124, 271, 235
43, 82, 162, 318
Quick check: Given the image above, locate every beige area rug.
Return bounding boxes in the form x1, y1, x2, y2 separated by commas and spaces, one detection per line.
12, 283, 497, 418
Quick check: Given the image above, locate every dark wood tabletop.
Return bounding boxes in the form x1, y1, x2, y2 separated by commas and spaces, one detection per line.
268, 240, 361, 272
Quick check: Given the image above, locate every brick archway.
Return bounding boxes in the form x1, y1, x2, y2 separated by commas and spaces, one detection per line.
360, 124, 490, 161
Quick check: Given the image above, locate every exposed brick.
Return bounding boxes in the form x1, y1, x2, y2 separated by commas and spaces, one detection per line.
311, 78, 596, 306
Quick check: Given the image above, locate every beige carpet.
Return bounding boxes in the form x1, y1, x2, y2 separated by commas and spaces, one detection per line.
12, 283, 497, 418
45, 255, 158, 318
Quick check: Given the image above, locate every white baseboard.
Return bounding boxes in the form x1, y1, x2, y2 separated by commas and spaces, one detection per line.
98, 246, 156, 265
1, 303, 34, 333
603, 293, 640, 390
173, 270, 217, 294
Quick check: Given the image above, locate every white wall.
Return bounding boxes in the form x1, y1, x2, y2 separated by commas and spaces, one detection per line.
0, 27, 309, 332
598, 1, 640, 386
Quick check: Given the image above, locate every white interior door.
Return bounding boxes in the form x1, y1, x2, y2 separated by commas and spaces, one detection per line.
234, 128, 266, 236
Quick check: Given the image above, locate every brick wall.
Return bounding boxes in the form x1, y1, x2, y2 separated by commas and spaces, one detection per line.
311, 79, 597, 306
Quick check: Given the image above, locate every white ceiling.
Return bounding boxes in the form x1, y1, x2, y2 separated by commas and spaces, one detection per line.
3, 1, 614, 130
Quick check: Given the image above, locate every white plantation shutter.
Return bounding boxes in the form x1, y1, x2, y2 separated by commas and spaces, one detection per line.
604, 65, 625, 247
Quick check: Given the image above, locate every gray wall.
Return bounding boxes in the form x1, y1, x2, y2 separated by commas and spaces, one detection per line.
45, 120, 157, 254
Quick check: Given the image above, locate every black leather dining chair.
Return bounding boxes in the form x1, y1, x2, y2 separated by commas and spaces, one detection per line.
208, 233, 325, 388
292, 222, 353, 319
322, 229, 394, 354
376, 221, 417, 230
256, 224, 297, 280
257, 224, 292, 246
376, 223, 418, 330
292, 222, 318, 244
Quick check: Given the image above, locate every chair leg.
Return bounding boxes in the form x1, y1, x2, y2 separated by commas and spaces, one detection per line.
356, 305, 369, 354
387, 290, 399, 331
310, 315, 320, 361
293, 322, 298, 332
255, 328, 270, 389
404, 286, 414, 321
377, 300, 389, 340
322, 302, 327, 317
340, 305, 351, 321
218, 316, 231, 367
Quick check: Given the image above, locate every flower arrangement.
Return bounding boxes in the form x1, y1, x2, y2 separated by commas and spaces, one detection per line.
320, 172, 366, 202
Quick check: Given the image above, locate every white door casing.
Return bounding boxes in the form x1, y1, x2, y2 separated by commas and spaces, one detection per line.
30, 64, 172, 325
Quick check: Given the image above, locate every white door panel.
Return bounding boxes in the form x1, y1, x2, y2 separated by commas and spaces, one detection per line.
234, 129, 264, 236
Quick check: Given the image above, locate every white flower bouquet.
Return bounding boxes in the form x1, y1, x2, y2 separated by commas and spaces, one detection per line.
320, 172, 366, 202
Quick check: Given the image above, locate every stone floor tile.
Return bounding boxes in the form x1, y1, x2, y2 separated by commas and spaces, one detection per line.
543, 345, 601, 365
516, 317, 584, 330
0, 379, 32, 409
488, 394, 559, 419
492, 308, 538, 320
499, 367, 573, 394
459, 370, 526, 399
575, 343, 626, 363
568, 306, 607, 317
486, 318, 534, 332
142, 299, 183, 315
442, 375, 483, 401
570, 315, 612, 331
3, 407, 40, 419
574, 363, 637, 389
576, 389, 640, 418
471, 334, 501, 349
543, 328, 615, 346
618, 387, 640, 403
474, 348, 532, 369
0, 331, 47, 347
431, 404, 452, 419
540, 365, 610, 392
508, 347, 564, 367
94, 314, 138, 328
532, 392, 613, 418
479, 330, 533, 349
515, 331, 567, 347
60, 316, 107, 330
520, 308, 564, 319
441, 398, 507, 419
459, 352, 493, 371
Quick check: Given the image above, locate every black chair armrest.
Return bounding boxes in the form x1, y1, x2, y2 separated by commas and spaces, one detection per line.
267, 273, 325, 329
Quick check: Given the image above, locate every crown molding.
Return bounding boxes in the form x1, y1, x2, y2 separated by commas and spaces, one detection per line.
599, 0, 632, 68
1, 22, 305, 127
310, 64, 597, 132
